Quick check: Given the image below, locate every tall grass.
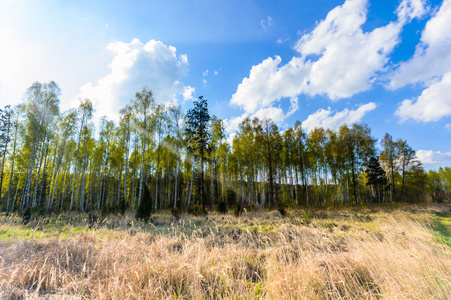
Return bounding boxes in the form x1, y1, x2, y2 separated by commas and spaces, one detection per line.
0, 204, 450, 299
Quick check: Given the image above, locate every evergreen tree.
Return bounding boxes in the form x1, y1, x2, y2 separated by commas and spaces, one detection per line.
366, 157, 388, 203
136, 182, 152, 223
185, 96, 211, 214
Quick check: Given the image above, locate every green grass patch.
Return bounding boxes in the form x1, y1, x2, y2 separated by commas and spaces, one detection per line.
432, 211, 451, 247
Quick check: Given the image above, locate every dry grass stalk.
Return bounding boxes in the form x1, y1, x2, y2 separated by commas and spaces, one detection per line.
0, 204, 450, 299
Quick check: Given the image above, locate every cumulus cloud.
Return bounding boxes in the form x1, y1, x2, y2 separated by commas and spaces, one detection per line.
224, 106, 288, 134
389, 0, 451, 89
389, 0, 451, 123
301, 102, 377, 132
230, 0, 426, 125
396, 72, 451, 122
416, 150, 451, 166
296, 0, 416, 100
75, 39, 192, 125
183, 86, 195, 101
230, 56, 310, 114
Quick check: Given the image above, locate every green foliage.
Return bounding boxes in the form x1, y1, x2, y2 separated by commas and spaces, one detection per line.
185, 96, 211, 215
0, 82, 447, 218
302, 210, 312, 225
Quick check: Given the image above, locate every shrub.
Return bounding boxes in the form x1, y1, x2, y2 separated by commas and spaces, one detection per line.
302, 209, 311, 224
187, 204, 203, 216
88, 213, 98, 229
234, 203, 243, 217
278, 204, 287, 217
23, 207, 32, 224
120, 196, 127, 215
136, 184, 152, 223
218, 201, 227, 214
226, 189, 237, 206
171, 207, 182, 219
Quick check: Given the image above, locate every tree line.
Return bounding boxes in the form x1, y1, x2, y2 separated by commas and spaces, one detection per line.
0, 81, 450, 219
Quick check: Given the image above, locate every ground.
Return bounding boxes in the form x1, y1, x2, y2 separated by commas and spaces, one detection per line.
0, 203, 450, 299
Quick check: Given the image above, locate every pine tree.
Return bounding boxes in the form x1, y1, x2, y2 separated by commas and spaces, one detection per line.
185, 96, 211, 214
366, 157, 388, 203
136, 182, 152, 223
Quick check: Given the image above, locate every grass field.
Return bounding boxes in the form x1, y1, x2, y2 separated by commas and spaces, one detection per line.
0, 203, 450, 299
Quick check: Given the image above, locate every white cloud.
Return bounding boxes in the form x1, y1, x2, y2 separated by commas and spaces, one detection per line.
297, 0, 426, 99
230, 0, 425, 122
224, 114, 249, 134
276, 34, 291, 44
224, 106, 288, 134
396, 0, 428, 23
302, 102, 377, 132
226, 132, 237, 146
389, 0, 451, 89
253, 106, 286, 123
416, 150, 451, 166
230, 56, 310, 113
183, 86, 195, 101
74, 39, 190, 125
261, 16, 273, 30
396, 72, 451, 122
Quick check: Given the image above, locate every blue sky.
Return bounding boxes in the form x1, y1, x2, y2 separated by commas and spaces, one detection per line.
0, 0, 450, 169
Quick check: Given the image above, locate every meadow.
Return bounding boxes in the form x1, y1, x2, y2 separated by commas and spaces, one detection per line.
0, 203, 450, 299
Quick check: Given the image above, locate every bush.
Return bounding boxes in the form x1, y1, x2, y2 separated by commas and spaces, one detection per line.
101, 203, 110, 217
171, 207, 182, 219
88, 213, 98, 229
278, 204, 287, 217
187, 204, 203, 216
23, 207, 32, 224
135, 184, 152, 223
302, 210, 311, 224
227, 189, 237, 206
120, 196, 127, 215
234, 203, 243, 217
218, 201, 227, 214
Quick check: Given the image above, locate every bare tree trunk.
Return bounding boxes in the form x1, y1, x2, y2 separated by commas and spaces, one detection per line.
211, 157, 214, 206
155, 141, 160, 212
47, 139, 66, 214
123, 144, 129, 209
187, 164, 194, 208
138, 141, 145, 207
70, 117, 85, 211
79, 144, 88, 213
117, 160, 123, 206
22, 124, 42, 210
173, 161, 178, 209
6, 117, 19, 214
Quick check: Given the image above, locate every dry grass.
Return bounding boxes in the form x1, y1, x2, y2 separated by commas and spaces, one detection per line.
0, 204, 450, 299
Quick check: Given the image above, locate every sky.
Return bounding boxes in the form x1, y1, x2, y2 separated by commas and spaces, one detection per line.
0, 0, 450, 169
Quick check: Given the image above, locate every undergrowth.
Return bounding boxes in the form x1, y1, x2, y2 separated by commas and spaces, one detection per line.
0, 203, 449, 299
